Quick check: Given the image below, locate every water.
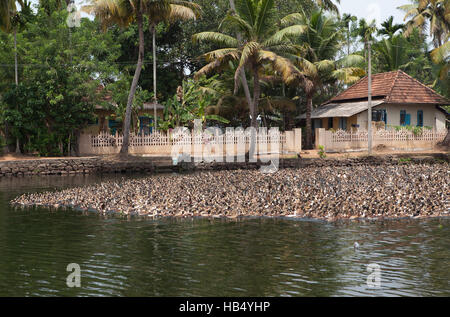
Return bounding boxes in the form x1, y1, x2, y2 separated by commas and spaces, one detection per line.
0, 174, 449, 297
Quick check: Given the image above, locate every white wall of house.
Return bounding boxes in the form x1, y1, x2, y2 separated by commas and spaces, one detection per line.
435, 110, 446, 130
355, 103, 446, 130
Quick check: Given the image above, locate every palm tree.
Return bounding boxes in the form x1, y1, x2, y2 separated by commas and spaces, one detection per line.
354, 17, 377, 62
355, 18, 377, 44
193, 0, 306, 129
399, 1, 449, 93
374, 35, 410, 71
314, 0, 340, 14
398, 0, 449, 48
85, 0, 146, 154
341, 13, 357, 55
144, 0, 201, 131
282, 10, 365, 148
378, 16, 404, 38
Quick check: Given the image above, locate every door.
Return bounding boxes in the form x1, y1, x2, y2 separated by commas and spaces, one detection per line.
339, 117, 347, 130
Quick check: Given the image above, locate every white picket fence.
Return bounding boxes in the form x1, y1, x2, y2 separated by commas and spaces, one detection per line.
80, 129, 301, 156
317, 128, 447, 152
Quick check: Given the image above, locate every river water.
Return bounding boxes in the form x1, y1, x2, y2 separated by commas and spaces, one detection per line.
0, 174, 449, 297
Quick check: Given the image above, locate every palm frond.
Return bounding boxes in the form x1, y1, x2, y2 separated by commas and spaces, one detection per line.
263, 25, 307, 47
169, 4, 198, 22
337, 54, 365, 67
332, 67, 365, 84
202, 48, 239, 62
192, 32, 238, 47
239, 41, 260, 66
258, 50, 304, 85
430, 40, 450, 63
219, 14, 253, 39
280, 13, 303, 27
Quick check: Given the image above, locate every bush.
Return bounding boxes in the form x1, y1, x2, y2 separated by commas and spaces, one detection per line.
318, 145, 326, 159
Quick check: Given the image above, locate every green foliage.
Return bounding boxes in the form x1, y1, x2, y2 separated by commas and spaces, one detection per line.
0, 5, 120, 155
398, 157, 411, 164
390, 125, 433, 136
159, 75, 229, 131
318, 145, 326, 158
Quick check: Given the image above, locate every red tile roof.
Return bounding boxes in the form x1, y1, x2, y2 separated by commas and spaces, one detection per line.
327, 70, 449, 105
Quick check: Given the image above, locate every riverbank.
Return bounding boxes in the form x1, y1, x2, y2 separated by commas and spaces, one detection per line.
11, 163, 450, 221
0, 152, 449, 177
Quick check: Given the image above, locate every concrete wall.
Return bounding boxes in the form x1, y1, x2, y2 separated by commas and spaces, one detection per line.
315, 127, 447, 152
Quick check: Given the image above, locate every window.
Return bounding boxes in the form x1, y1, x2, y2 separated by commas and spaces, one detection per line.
313, 119, 322, 129
400, 110, 406, 126
417, 110, 423, 127
108, 119, 120, 135
328, 117, 333, 129
339, 117, 347, 130
372, 109, 387, 124
139, 116, 151, 135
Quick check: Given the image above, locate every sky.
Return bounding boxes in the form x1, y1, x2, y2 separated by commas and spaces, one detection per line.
337, 0, 412, 28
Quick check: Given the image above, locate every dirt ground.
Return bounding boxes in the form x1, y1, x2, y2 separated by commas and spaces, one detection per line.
0, 154, 85, 161
1, 147, 448, 162
292, 147, 449, 159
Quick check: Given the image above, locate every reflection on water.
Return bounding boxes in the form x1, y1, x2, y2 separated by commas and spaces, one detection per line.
0, 174, 449, 296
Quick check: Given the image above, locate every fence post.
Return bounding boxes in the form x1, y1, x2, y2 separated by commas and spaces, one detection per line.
315, 128, 326, 150
78, 133, 91, 156
285, 131, 294, 152
294, 128, 302, 153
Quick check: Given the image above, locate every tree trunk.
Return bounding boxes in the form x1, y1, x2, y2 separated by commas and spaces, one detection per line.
347, 27, 350, 55
305, 94, 313, 149
152, 24, 158, 131
120, 7, 144, 154
14, 28, 20, 154
251, 64, 260, 128
228, 0, 253, 127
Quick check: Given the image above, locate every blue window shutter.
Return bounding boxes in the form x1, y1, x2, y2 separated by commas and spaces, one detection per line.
405, 114, 411, 126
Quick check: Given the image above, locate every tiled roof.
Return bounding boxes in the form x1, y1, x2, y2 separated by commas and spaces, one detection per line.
328, 70, 449, 105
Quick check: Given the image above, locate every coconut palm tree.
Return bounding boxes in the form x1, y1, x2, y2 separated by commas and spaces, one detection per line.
282, 10, 365, 148
145, 0, 201, 131
341, 13, 357, 55
398, 0, 449, 48
315, 0, 340, 14
193, 0, 306, 129
85, 0, 146, 154
378, 16, 404, 39
374, 35, 411, 71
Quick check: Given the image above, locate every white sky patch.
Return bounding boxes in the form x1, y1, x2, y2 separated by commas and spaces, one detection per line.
338, 0, 411, 28
366, 2, 381, 24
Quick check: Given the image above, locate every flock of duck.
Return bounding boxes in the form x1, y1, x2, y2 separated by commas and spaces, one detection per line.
11, 164, 450, 220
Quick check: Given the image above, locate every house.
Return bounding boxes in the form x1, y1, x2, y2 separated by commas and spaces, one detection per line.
304, 70, 448, 132
82, 88, 165, 135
